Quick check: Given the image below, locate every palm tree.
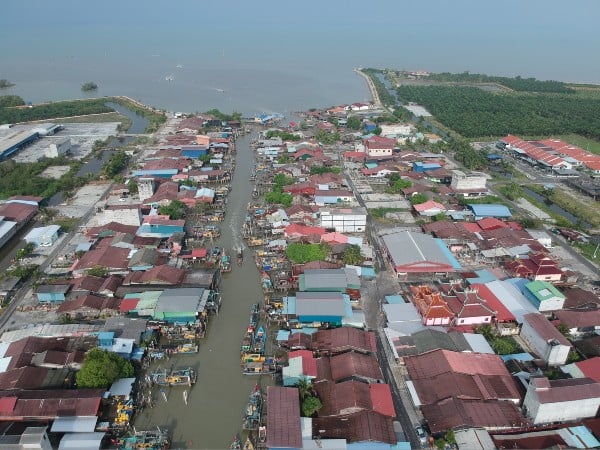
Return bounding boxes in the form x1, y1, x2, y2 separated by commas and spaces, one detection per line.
296, 378, 312, 401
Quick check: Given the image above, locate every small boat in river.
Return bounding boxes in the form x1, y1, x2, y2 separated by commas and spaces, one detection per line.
252, 326, 266, 354
230, 435, 241, 449
258, 426, 266, 444
243, 435, 255, 450
243, 384, 262, 430
237, 247, 243, 266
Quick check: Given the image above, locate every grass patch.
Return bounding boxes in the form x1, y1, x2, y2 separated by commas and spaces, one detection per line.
53, 112, 132, 130
51, 216, 81, 232
370, 207, 408, 219
573, 242, 600, 262
527, 185, 600, 228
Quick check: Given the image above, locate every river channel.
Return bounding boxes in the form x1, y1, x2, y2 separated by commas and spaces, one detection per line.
133, 132, 271, 449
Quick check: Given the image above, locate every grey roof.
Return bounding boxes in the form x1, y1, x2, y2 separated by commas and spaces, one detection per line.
383, 302, 421, 323
156, 287, 208, 313
36, 284, 71, 294
0, 277, 20, 293
381, 231, 454, 268
51, 416, 98, 433
303, 269, 347, 289
58, 432, 105, 450
108, 377, 136, 397
296, 291, 346, 316
101, 317, 148, 343
343, 267, 361, 288
463, 333, 495, 354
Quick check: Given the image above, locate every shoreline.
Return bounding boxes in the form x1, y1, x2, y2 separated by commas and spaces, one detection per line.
354, 68, 383, 108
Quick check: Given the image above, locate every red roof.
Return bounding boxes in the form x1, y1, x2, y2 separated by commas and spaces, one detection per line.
73, 246, 130, 272
289, 350, 318, 377
285, 223, 327, 238
471, 283, 516, 322
312, 411, 396, 444
554, 309, 600, 330
56, 294, 119, 314
320, 352, 383, 383
477, 217, 508, 231
370, 383, 395, 417
266, 387, 302, 449
523, 313, 571, 347
310, 327, 377, 355
413, 200, 446, 213
119, 298, 140, 312
123, 265, 186, 285
0, 202, 37, 223
0, 389, 103, 419
575, 357, 600, 383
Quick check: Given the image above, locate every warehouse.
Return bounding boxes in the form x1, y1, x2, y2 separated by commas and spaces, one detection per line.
0, 129, 39, 160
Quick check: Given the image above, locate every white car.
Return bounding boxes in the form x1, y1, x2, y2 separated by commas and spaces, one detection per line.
415, 426, 428, 445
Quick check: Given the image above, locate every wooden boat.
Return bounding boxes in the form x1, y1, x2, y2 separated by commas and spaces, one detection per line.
261, 272, 273, 293
243, 384, 262, 430
220, 250, 232, 273
151, 367, 197, 387
230, 435, 241, 449
241, 353, 266, 364
114, 427, 171, 450
243, 435, 255, 450
176, 342, 199, 354
242, 358, 278, 376
240, 325, 254, 353
252, 326, 265, 354
237, 248, 243, 266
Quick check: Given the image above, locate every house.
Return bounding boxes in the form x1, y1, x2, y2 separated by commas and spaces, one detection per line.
314, 380, 395, 417
266, 387, 302, 450
450, 170, 488, 196
404, 349, 522, 406
561, 357, 600, 383
318, 207, 367, 233
520, 313, 571, 366
0, 426, 53, 450
95, 204, 142, 227
381, 231, 462, 276
123, 265, 186, 286
364, 136, 395, 158
522, 280, 566, 312
294, 292, 351, 326
0, 389, 103, 421
0, 202, 38, 225
523, 377, 600, 424
410, 285, 454, 326
298, 269, 360, 293
310, 327, 377, 356
284, 223, 326, 240
468, 204, 512, 220
316, 352, 383, 384
282, 349, 318, 387
35, 284, 71, 304
553, 309, 600, 337
136, 215, 185, 238
286, 205, 318, 224
505, 253, 564, 283
128, 247, 162, 271
441, 283, 496, 326
72, 246, 130, 277
0, 277, 19, 303
314, 189, 354, 206
413, 199, 446, 217
23, 225, 60, 248
56, 294, 120, 319
153, 288, 211, 324
312, 411, 396, 445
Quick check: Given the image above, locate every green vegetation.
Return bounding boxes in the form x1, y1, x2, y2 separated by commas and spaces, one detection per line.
497, 182, 524, 201
203, 108, 242, 123
0, 157, 86, 200
0, 95, 24, 107
109, 97, 166, 133
342, 245, 364, 266
314, 128, 340, 144
0, 79, 16, 89
574, 241, 600, 262
76, 348, 134, 388
51, 216, 80, 232
101, 150, 129, 179
273, 173, 294, 187
409, 193, 428, 205
346, 116, 362, 130
396, 85, 600, 139
296, 379, 322, 417
15, 243, 36, 261
0, 98, 113, 125
475, 325, 521, 355
265, 130, 301, 141
159, 200, 187, 220
458, 195, 509, 206
386, 174, 412, 194
81, 81, 98, 92
85, 266, 109, 278
309, 166, 341, 175
362, 68, 395, 107
427, 72, 574, 93
370, 207, 407, 219
285, 243, 329, 264
6, 264, 39, 281
452, 139, 489, 170
127, 179, 138, 194
527, 184, 600, 228
264, 191, 292, 207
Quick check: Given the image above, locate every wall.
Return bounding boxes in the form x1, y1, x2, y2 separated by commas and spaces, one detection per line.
450, 170, 487, 191
524, 386, 600, 424
520, 320, 569, 366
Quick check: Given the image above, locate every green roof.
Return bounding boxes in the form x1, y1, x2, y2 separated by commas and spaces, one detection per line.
525, 280, 565, 301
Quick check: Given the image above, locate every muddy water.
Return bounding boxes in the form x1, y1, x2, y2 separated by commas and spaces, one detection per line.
134, 131, 273, 449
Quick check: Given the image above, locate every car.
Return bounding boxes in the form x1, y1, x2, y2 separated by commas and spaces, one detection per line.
415, 426, 427, 445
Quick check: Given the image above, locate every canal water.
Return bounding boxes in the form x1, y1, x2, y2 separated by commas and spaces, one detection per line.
523, 187, 591, 229
134, 131, 271, 449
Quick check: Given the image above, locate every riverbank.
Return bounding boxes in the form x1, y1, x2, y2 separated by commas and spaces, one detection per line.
354, 68, 382, 108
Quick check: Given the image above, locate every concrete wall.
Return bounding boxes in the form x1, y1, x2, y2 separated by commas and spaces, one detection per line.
97, 208, 142, 227
520, 320, 569, 366
367, 148, 392, 157
45, 138, 71, 158
320, 212, 366, 233
524, 387, 600, 424
450, 170, 487, 191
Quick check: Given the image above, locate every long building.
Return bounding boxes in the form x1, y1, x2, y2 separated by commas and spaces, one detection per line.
0, 130, 39, 160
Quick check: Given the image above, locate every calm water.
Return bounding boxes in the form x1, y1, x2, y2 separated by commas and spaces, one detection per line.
1, 1, 600, 115
134, 132, 272, 450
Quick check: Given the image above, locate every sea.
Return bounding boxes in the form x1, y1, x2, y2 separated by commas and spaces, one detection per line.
1, 0, 600, 116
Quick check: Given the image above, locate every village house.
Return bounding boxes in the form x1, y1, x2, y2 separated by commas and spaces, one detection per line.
364, 135, 396, 158
520, 313, 572, 366
318, 207, 367, 233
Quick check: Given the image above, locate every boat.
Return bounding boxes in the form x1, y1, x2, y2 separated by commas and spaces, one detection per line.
243, 384, 262, 430
216, 88, 226, 93
220, 250, 232, 273
240, 325, 254, 353
230, 435, 241, 449
252, 326, 265, 354
261, 272, 273, 293
242, 357, 278, 376
258, 426, 267, 444
250, 303, 259, 328
151, 367, 197, 387
251, 189, 259, 199
243, 435, 255, 450
241, 353, 266, 364
237, 248, 243, 266
176, 342, 199, 354
114, 428, 171, 450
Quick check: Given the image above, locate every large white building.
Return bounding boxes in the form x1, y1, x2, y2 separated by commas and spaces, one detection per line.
319, 207, 367, 233
450, 170, 487, 192
45, 137, 71, 158
96, 204, 142, 227
520, 313, 571, 366
523, 376, 600, 424
379, 123, 415, 138
137, 178, 155, 203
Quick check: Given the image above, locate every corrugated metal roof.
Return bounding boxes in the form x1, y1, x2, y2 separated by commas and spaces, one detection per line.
267, 386, 302, 448
51, 416, 98, 433
296, 292, 347, 317
468, 204, 512, 218
381, 231, 458, 272
58, 432, 105, 450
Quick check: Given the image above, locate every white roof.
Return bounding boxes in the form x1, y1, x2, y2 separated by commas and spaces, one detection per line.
485, 280, 538, 323
58, 432, 105, 450
24, 225, 60, 240
51, 416, 98, 433
463, 333, 495, 354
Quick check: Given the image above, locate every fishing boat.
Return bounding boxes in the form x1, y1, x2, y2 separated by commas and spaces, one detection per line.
175, 342, 199, 354
242, 357, 278, 376
237, 248, 243, 266
250, 303, 259, 328
251, 189, 259, 199
252, 326, 266, 354
243, 435, 255, 450
114, 427, 171, 450
151, 367, 197, 387
240, 325, 254, 353
261, 272, 273, 293
243, 384, 262, 430
220, 250, 232, 273
241, 353, 266, 364
230, 435, 241, 449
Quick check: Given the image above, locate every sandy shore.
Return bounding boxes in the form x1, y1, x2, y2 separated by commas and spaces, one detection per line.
354, 68, 382, 108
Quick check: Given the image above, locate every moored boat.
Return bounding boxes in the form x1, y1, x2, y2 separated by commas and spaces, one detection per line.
176, 342, 199, 354
252, 326, 265, 354
230, 435, 241, 449
237, 247, 243, 266
243, 435, 255, 450
243, 384, 262, 430
258, 426, 266, 444
151, 367, 197, 387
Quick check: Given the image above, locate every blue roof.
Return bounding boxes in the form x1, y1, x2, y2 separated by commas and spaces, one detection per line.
465, 269, 498, 285
506, 277, 528, 292
434, 238, 462, 269
276, 330, 290, 342
467, 203, 512, 218
365, 163, 378, 169
98, 331, 114, 341
360, 267, 376, 279
500, 352, 534, 362
385, 295, 405, 304
132, 169, 178, 177
566, 426, 600, 448
282, 296, 296, 315
487, 154, 503, 160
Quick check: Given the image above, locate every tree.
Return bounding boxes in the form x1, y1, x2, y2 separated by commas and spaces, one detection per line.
15, 243, 36, 260
76, 348, 134, 388
301, 396, 323, 417
285, 243, 328, 264
409, 193, 428, 205
296, 378, 312, 401
491, 338, 517, 355
343, 245, 364, 266
264, 191, 292, 207
346, 116, 362, 130
127, 179, 138, 195
556, 324, 571, 339
498, 182, 523, 200
81, 81, 98, 92
86, 265, 109, 278
159, 200, 186, 220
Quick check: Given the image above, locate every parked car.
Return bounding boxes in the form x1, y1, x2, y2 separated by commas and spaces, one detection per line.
415, 426, 427, 445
